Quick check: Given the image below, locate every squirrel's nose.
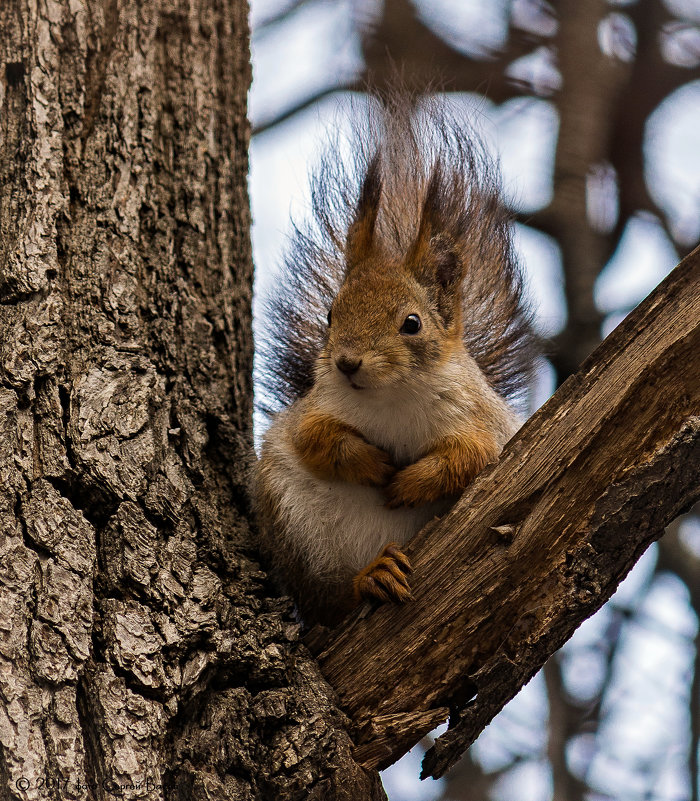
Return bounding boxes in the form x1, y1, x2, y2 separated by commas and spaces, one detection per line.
336, 355, 362, 376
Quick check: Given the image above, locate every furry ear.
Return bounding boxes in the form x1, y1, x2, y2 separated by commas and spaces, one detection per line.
418, 159, 446, 240
345, 151, 382, 270
428, 232, 462, 290
411, 161, 465, 291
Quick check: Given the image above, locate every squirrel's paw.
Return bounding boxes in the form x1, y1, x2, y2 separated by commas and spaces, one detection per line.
353, 543, 413, 605
350, 442, 396, 487
384, 460, 441, 508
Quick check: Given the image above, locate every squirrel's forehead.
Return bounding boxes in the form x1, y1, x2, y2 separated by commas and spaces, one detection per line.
334, 276, 422, 315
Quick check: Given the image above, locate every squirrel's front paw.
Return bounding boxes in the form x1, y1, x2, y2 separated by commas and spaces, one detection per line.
353, 543, 413, 605
348, 441, 395, 487
384, 460, 440, 508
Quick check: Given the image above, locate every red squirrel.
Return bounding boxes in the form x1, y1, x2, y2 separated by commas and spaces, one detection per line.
254, 96, 536, 627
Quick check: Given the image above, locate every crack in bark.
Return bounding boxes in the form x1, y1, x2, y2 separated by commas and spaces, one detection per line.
81, 0, 120, 148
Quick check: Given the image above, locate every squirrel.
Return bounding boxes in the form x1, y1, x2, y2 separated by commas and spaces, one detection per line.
253, 95, 536, 628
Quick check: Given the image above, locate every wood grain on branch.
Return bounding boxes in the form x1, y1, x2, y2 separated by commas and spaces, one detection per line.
312, 246, 700, 778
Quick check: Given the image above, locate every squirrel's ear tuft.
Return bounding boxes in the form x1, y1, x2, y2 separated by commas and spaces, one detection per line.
346, 150, 382, 270
411, 161, 466, 292
419, 160, 447, 237
429, 233, 462, 290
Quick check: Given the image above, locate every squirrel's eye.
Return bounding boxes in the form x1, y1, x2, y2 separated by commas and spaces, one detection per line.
400, 314, 422, 334
327, 308, 332, 326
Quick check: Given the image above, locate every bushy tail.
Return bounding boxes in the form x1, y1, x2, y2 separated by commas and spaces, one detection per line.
256, 93, 536, 416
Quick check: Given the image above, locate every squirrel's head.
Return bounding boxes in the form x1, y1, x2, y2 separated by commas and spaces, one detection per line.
316, 153, 469, 393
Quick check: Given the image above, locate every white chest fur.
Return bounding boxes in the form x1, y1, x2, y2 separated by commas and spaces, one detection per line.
315, 351, 492, 464
258, 350, 517, 584
260, 417, 444, 579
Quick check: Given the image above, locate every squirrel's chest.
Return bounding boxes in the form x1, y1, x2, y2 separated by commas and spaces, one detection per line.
363, 408, 435, 464
337, 388, 463, 464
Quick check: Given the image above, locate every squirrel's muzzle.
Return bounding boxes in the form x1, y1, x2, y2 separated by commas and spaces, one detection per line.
335, 355, 362, 376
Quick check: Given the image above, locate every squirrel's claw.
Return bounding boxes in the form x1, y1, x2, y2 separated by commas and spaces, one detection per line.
383, 543, 413, 574
353, 542, 413, 605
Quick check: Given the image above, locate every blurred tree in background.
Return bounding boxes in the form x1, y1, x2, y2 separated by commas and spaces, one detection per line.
249, 1, 700, 799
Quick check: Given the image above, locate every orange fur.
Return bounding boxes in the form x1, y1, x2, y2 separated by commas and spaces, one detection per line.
293, 410, 396, 486
385, 428, 501, 508
353, 543, 413, 605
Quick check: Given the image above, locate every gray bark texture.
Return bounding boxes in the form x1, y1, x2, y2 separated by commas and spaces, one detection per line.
0, 2, 384, 800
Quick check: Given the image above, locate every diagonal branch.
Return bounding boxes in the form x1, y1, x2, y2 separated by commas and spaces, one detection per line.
363, 0, 548, 101
252, 0, 316, 33
309, 246, 700, 779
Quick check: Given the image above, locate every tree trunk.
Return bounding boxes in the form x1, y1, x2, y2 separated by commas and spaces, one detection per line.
0, 2, 384, 799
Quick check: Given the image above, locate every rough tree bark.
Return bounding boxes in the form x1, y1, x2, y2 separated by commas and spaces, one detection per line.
0, 2, 384, 800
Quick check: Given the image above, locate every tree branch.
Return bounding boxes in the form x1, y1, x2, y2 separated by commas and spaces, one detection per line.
252, 82, 359, 136
252, 0, 316, 34
544, 656, 590, 801
363, 0, 548, 101
310, 246, 700, 778
251, 0, 548, 136
609, 0, 700, 255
